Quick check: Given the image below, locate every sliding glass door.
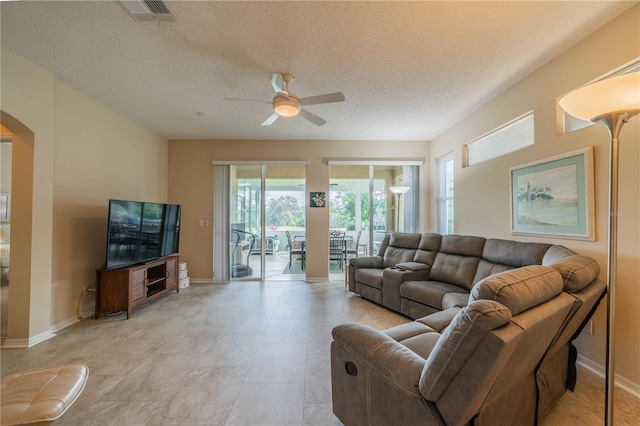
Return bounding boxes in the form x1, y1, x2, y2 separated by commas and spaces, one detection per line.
230, 165, 263, 281
221, 163, 306, 281
329, 163, 419, 267
264, 165, 306, 280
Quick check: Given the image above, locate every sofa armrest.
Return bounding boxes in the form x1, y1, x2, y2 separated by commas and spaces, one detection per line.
348, 256, 385, 292
332, 322, 427, 396
349, 256, 384, 269
382, 265, 432, 312
395, 261, 431, 272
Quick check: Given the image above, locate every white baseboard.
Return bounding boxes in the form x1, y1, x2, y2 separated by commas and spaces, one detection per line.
1, 329, 56, 348
190, 278, 214, 284
53, 315, 80, 332
305, 277, 330, 283
577, 355, 640, 399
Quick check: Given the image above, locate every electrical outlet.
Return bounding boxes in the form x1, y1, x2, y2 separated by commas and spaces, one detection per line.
582, 320, 594, 335
199, 219, 209, 227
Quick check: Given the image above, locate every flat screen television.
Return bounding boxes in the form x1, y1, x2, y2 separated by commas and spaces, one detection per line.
105, 199, 181, 270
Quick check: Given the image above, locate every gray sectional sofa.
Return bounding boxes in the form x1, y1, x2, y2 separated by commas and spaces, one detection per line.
334, 232, 606, 425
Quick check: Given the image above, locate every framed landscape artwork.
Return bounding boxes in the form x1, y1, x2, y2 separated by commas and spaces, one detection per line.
509, 147, 594, 240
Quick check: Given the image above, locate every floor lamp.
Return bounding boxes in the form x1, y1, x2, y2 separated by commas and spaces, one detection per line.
389, 186, 410, 231
558, 71, 640, 426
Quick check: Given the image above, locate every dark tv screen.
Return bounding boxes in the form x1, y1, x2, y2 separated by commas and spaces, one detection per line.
105, 199, 181, 270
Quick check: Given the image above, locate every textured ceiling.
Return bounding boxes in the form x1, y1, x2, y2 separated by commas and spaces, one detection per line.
1, 1, 636, 141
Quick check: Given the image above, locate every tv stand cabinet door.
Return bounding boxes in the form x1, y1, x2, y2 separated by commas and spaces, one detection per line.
165, 256, 179, 291
95, 268, 130, 318
130, 268, 146, 304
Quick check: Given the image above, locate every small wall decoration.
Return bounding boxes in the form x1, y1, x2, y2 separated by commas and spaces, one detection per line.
509, 147, 594, 240
310, 192, 326, 208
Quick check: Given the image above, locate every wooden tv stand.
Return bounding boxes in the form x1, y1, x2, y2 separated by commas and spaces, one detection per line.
95, 255, 179, 319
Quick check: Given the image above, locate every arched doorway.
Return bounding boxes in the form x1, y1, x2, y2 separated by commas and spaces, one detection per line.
0, 110, 52, 346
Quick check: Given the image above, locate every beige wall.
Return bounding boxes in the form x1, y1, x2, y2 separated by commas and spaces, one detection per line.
429, 5, 639, 388
1, 143, 11, 193
168, 140, 429, 280
52, 81, 168, 325
1, 47, 55, 344
1, 46, 168, 341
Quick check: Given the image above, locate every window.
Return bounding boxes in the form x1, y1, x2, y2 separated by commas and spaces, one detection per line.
437, 153, 454, 235
328, 161, 421, 257
558, 59, 640, 134
464, 111, 534, 167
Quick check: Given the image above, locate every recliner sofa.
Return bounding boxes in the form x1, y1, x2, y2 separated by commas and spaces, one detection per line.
337, 232, 605, 424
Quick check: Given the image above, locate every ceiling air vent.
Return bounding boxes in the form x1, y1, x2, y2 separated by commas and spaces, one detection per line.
118, 0, 180, 24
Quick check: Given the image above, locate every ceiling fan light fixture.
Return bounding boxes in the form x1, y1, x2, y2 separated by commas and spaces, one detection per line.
273, 98, 301, 117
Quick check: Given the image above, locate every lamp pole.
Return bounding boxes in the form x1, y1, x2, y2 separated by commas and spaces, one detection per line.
559, 71, 639, 426
593, 111, 638, 425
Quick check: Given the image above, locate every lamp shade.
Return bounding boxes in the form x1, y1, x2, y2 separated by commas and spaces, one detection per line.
274, 98, 300, 117
389, 186, 410, 195
559, 71, 640, 121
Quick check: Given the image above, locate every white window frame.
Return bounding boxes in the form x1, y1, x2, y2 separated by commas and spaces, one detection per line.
437, 152, 454, 235
463, 111, 534, 167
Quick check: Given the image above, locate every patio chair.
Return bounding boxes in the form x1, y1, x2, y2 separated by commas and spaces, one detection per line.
329, 231, 347, 270
346, 230, 362, 259
286, 231, 305, 269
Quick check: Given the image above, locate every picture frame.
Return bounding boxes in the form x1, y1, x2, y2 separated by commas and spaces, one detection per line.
310, 192, 326, 208
509, 147, 594, 240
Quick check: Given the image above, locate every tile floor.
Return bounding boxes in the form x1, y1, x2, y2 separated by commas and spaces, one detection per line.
1, 280, 638, 425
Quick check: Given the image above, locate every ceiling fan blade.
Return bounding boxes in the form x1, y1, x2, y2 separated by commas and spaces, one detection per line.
224, 97, 271, 105
261, 112, 280, 126
298, 108, 327, 126
299, 92, 345, 106
270, 73, 285, 93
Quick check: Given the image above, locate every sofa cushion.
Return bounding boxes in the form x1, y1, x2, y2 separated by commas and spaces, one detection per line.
426, 235, 486, 290
419, 300, 512, 400
442, 293, 469, 310
416, 308, 462, 333
355, 268, 384, 289
469, 265, 563, 315
395, 333, 441, 360
439, 234, 486, 257
548, 255, 600, 293
384, 321, 437, 342
472, 260, 514, 285
429, 254, 481, 291
389, 232, 422, 249
383, 247, 418, 268
472, 239, 552, 284
418, 233, 442, 251
401, 280, 468, 310
542, 244, 577, 265
413, 233, 442, 265
482, 239, 552, 267
384, 322, 441, 359
382, 233, 422, 267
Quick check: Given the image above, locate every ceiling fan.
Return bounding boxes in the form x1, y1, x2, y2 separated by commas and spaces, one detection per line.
224, 73, 345, 126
